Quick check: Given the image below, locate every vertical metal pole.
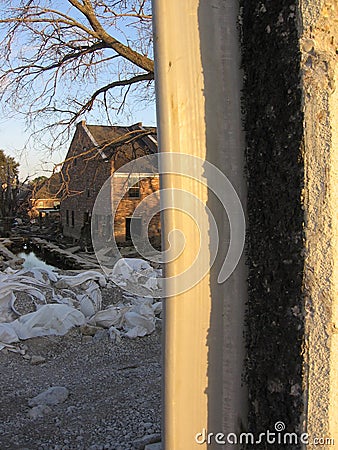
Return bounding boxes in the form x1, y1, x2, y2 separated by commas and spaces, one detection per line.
152, 1, 247, 448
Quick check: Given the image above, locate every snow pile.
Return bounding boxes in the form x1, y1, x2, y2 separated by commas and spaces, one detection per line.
0, 260, 162, 351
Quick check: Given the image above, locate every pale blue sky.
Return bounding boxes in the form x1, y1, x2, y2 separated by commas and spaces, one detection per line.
0, 104, 157, 180
0, 1, 156, 181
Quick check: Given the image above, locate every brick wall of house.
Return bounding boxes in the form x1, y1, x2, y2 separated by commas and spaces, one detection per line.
113, 177, 161, 243
61, 122, 161, 245
60, 125, 111, 240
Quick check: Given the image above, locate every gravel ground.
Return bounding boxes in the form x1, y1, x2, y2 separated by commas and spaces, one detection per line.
0, 317, 162, 450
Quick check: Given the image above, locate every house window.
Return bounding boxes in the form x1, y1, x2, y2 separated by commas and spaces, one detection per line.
71, 210, 75, 227
83, 212, 90, 224
128, 176, 140, 198
125, 217, 142, 240
66, 210, 69, 226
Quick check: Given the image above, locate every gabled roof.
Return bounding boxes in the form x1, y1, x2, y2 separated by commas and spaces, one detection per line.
85, 124, 121, 146
78, 121, 158, 159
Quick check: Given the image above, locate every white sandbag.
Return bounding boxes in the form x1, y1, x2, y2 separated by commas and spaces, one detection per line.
133, 302, 155, 318
0, 323, 19, 344
5, 274, 49, 288
108, 325, 121, 343
11, 304, 86, 340
119, 258, 153, 272
152, 302, 162, 315
0, 343, 25, 353
52, 293, 77, 308
18, 267, 59, 284
143, 276, 159, 291
123, 311, 155, 338
110, 258, 161, 292
0, 281, 46, 302
0, 292, 17, 323
129, 297, 155, 314
124, 323, 155, 339
59, 288, 77, 298
78, 294, 96, 318
17, 268, 44, 283
38, 268, 59, 283
91, 307, 123, 328
110, 258, 152, 281
55, 271, 106, 289
109, 259, 133, 281
85, 280, 102, 311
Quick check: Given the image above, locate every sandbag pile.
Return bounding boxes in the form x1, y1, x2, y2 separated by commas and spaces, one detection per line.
0, 259, 162, 351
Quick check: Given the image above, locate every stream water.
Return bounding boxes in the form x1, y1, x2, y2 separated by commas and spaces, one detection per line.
17, 251, 57, 271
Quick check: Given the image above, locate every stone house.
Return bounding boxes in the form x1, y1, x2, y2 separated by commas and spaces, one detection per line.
29, 173, 62, 224
60, 121, 160, 245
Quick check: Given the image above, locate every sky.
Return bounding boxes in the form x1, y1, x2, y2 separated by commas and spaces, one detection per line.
0, 0, 156, 181
0, 104, 157, 181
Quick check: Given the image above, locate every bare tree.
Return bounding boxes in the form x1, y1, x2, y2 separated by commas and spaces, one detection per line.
0, 150, 20, 234
0, 0, 154, 149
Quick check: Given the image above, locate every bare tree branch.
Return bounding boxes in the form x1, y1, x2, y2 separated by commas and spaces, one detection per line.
68, 0, 154, 72
0, 0, 155, 147
75, 71, 153, 117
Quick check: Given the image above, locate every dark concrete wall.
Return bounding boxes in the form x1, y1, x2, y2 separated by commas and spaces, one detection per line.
240, 1, 305, 446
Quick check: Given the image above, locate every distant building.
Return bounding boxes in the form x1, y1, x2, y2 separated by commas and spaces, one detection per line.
29, 173, 62, 224
60, 121, 160, 245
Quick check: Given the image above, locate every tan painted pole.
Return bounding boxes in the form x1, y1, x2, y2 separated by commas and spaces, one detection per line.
152, 1, 247, 449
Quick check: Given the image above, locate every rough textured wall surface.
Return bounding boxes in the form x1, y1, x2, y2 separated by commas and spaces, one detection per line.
61, 125, 111, 240
241, 0, 337, 447
240, 1, 304, 446
300, 0, 338, 446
